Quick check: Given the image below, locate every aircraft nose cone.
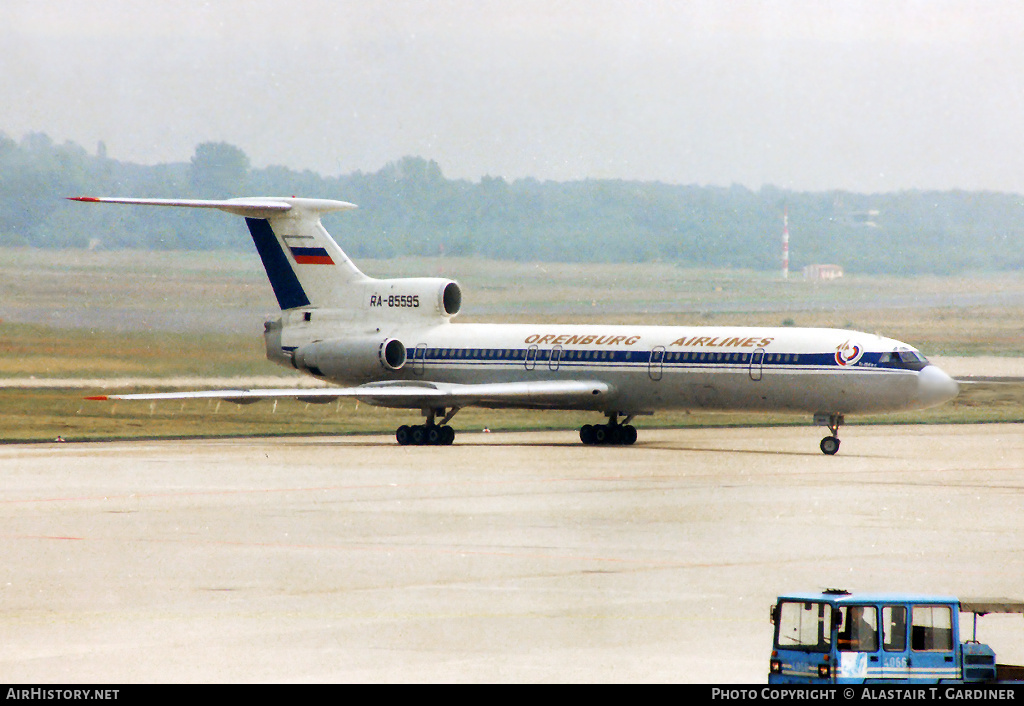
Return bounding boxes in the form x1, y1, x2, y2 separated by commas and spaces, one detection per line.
917, 365, 960, 407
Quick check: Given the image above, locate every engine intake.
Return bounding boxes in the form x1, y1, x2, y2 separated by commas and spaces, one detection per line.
441, 281, 462, 316
380, 338, 407, 370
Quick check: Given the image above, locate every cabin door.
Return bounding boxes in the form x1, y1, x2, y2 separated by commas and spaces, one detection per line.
412, 344, 427, 376
549, 345, 563, 371
525, 345, 538, 371
748, 348, 765, 381
649, 346, 665, 381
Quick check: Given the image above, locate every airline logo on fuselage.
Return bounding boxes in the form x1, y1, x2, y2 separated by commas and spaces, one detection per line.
835, 340, 864, 366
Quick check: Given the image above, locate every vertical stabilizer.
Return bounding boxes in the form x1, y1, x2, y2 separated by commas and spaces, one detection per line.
251, 198, 369, 310
69, 196, 367, 310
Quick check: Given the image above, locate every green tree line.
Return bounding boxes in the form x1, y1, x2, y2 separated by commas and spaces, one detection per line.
2, 132, 1023, 275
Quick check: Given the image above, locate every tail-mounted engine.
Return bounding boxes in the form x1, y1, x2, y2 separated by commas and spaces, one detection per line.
292, 337, 406, 384
363, 278, 462, 320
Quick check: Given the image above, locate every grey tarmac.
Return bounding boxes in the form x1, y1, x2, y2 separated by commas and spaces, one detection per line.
1, 424, 1022, 683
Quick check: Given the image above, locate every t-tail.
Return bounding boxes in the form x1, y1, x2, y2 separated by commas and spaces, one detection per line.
69, 196, 463, 375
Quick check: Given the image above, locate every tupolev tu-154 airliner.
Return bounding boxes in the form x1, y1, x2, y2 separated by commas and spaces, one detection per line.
71, 196, 959, 454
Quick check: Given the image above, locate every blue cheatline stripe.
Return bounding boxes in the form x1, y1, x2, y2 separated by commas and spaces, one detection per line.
245, 218, 311, 310
406, 347, 904, 371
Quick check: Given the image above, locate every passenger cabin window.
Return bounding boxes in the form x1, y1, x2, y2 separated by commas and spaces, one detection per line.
883, 606, 907, 651
911, 605, 953, 651
775, 601, 832, 653
837, 605, 878, 652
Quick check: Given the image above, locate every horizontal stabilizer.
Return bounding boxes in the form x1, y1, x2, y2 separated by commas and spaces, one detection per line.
67, 196, 357, 218
70, 195, 366, 310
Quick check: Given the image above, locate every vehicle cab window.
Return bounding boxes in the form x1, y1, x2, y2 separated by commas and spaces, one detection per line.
837, 605, 878, 652
912, 605, 953, 651
883, 606, 907, 651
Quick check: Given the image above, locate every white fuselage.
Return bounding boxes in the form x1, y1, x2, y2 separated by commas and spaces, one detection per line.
284, 319, 958, 417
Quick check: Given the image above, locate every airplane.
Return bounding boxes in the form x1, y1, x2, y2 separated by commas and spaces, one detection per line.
70, 195, 960, 454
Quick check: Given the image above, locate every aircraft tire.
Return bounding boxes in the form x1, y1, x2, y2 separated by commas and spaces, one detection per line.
441, 425, 456, 445
427, 426, 443, 445
396, 425, 412, 446
581, 424, 637, 446
411, 425, 427, 445
820, 436, 841, 455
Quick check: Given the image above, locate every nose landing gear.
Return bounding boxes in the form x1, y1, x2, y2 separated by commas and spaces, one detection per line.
815, 413, 844, 455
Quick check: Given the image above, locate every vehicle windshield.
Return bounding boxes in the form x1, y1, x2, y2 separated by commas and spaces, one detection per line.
775, 601, 832, 653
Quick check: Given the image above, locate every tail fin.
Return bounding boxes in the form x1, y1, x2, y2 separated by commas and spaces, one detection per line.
68, 196, 365, 310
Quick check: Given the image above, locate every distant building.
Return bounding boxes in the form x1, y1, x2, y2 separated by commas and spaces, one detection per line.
846, 210, 880, 228
803, 264, 844, 281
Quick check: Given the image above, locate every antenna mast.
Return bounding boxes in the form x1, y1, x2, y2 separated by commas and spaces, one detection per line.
782, 208, 790, 280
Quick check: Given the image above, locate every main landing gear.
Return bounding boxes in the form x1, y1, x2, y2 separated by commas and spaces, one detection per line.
396, 406, 460, 446
580, 413, 638, 446
815, 413, 844, 456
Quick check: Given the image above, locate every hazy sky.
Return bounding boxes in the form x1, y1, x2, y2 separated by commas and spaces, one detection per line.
4, 0, 1024, 193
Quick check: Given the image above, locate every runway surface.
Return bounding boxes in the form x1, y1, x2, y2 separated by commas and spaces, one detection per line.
2, 424, 1023, 683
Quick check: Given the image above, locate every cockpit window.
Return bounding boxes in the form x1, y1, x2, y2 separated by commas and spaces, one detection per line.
878, 350, 929, 371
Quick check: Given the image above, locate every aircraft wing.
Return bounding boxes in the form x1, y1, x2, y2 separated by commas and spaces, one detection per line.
87, 379, 612, 410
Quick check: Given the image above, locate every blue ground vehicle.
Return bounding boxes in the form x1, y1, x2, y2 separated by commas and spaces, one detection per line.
769, 590, 1024, 683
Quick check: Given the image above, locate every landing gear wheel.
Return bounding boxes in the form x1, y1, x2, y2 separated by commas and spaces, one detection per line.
820, 436, 841, 456
395, 408, 461, 446
578, 421, 638, 446
395, 423, 457, 446
440, 425, 456, 445
814, 414, 844, 455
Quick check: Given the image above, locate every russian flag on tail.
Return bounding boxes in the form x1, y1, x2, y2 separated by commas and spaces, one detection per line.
289, 246, 335, 265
